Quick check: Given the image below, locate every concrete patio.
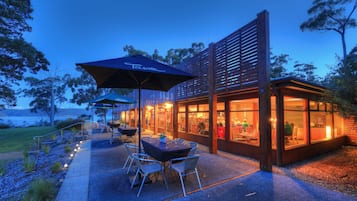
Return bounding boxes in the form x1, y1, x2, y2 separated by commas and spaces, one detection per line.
56, 132, 357, 201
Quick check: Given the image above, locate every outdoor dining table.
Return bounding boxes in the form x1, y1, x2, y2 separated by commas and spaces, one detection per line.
141, 137, 191, 162
118, 127, 137, 136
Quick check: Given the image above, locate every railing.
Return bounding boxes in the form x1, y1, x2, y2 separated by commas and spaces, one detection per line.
32, 121, 85, 151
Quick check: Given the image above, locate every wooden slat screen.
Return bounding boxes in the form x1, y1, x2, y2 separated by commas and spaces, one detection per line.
176, 13, 264, 99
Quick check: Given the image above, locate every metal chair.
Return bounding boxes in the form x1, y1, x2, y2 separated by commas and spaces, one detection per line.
130, 153, 168, 197
169, 154, 202, 197
188, 142, 198, 155
123, 143, 139, 174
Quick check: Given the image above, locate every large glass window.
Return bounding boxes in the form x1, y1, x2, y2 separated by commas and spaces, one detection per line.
178, 105, 186, 132
284, 97, 308, 148
310, 101, 332, 142
188, 104, 209, 136
333, 105, 345, 137
230, 98, 259, 146
217, 102, 225, 139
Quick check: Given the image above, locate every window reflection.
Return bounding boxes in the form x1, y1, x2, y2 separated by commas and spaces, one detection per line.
284, 97, 307, 148
230, 98, 259, 146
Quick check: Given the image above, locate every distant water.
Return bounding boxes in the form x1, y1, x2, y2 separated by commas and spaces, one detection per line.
0, 114, 112, 127
0, 115, 79, 127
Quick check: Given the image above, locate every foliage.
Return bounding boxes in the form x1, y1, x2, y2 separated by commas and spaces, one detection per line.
0, 0, 49, 107
0, 126, 56, 153
42, 145, 50, 154
301, 0, 357, 59
270, 52, 320, 83
270, 53, 290, 78
0, 160, 7, 176
23, 178, 56, 201
327, 45, 357, 119
55, 118, 83, 130
0, 122, 10, 129
64, 145, 72, 154
68, 43, 204, 114
22, 76, 68, 126
23, 156, 36, 172
50, 162, 62, 173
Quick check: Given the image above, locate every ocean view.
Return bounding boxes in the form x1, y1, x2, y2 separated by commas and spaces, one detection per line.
0, 108, 92, 127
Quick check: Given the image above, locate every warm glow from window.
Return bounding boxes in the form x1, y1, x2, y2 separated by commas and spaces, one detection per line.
326, 126, 332, 139
164, 102, 173, 109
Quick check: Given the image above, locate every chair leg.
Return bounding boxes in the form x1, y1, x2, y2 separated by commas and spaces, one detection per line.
137, 175, 147, 197
161, 170, 168, 189
123, 156, 130, 169
131, 169, 140, 189
127, 156, 134, 174
178, 173, 187, 197
194, 168, 203, 190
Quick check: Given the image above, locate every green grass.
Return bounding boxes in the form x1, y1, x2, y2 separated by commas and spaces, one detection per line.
0, 126, 57, 153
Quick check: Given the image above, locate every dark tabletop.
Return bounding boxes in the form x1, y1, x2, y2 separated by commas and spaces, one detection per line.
141, 137, 191, 162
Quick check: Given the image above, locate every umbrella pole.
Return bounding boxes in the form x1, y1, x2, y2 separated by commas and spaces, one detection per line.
138, 87, 142, 153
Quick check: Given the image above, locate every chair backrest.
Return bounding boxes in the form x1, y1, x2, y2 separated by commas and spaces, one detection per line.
188, 142, 198, 155
183, 155, 199, 171
125, 143, 138, 155
131, 153, 148, 169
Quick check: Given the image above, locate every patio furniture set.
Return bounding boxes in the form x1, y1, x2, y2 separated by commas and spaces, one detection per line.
123, 137, 203, 197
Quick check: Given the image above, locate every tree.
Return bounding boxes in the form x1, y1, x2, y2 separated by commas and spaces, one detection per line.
0, 0, 49, 107
23, 76, 68, 126
270, 53, 290, 78
301, 0, 357, 59
328, 45, 357, 119
69, 43, 205, 111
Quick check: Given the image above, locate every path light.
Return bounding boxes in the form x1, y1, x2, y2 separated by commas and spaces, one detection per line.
64, 163, 68, 168
70, 153, 74, 158
76, 143, 79, 147
77, 147, 81, 150
74, 148, 77, 152
80, 141, 83, 144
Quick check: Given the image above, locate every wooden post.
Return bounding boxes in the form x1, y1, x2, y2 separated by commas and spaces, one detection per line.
208, 43, 217, 154
276, 91, 284, 166
257, 10, 272, 171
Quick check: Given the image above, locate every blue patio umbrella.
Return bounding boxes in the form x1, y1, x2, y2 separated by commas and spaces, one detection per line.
77, 55, 196, 152
90, 92, 134, 140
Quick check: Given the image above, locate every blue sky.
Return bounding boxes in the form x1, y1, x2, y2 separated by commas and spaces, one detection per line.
18, 0, 357, 108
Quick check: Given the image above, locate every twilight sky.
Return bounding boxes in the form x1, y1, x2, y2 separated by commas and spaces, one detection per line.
19, 0, 357, 108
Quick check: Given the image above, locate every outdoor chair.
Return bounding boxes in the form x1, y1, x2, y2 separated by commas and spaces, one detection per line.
123, 143, 139, 174
169, 154, 202, 197
173, 138, 185, 144
188, 142, 198, 155
130, 153, 168, 197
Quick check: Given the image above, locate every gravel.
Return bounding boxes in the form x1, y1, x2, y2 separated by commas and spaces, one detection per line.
0, 139, 77, 201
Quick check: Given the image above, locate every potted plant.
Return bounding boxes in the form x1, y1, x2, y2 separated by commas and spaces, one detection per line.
284, 121, 293, 136
159, 133, 167, 144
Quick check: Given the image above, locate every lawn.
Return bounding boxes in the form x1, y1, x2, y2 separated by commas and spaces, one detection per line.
0, 126, 58, 153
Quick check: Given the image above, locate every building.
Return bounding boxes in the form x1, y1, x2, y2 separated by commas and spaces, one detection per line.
118, 10, 357, 167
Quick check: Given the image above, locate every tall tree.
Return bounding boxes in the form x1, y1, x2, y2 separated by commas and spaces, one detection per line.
0, 0, 49, 107
328, 45, 357, 119
270, 53, 290, 78
23, 76, 68, 126
301, 0, 357, 59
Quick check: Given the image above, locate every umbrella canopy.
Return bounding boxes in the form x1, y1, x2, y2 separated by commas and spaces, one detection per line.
77, 55, 196, 152
90, 92, 134, 140
77, 55, 195, 91
89, 92, 135, 105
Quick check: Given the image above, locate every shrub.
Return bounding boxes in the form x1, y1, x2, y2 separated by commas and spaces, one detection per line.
64, 145, 72, 154
0, 122, 10, 129
51, 162, 62, 173
23, 178, 56, 201
0, 161, 6, 176
23, 157, 36, 173
42, 145, 50, 154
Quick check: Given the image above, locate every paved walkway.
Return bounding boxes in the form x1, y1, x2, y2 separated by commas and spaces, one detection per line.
56, 133, 357, 201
